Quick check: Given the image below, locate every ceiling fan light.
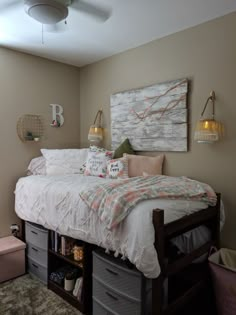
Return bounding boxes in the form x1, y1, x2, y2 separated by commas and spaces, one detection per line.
25, 0, 68, 24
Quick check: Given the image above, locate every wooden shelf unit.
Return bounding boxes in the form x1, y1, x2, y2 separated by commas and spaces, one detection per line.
48, 249, 83, 269
48, 234, 94, 314
48, 279, 83, 311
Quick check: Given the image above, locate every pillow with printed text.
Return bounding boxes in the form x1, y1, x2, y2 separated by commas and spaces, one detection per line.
84, 150, 113, 178
106, 157, 129, 179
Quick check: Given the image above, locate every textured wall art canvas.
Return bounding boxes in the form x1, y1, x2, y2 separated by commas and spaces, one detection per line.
110, 78, 188, 152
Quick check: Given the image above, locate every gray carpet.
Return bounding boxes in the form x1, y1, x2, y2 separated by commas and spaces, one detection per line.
0, 274, 83, 315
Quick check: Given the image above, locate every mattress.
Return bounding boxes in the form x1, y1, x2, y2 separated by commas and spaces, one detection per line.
15, 174, 222, 278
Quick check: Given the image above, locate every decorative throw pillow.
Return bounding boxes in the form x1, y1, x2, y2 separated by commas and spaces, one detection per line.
41, 148, 89, 175
27, 156, 46, 175
84, 150, 113, 178
113, 138, 135, 159
90, 145, 112, 153
106, 157, 129, 179
124, 153, 164, 177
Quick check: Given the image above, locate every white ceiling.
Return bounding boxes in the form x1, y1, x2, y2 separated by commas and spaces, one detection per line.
1, 0, 236, 67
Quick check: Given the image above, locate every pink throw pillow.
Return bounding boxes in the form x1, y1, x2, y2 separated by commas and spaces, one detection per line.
124, 154, 164, 177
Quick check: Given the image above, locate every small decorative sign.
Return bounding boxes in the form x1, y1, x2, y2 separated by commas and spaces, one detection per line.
50, 104, 64, 127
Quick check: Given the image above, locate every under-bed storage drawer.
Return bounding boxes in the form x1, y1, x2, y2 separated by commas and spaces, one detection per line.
93, 251, 142, 300
93, 297, 118, 315
93, 276, 141, 315
27, 242, 47, 267
25, 222, 48, 250
25, 221, 48, 284
28, 257, 47, 284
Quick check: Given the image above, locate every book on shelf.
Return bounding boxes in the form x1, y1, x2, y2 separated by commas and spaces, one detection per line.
50, 230, 55, 251
50, 231, 61, 253
73, 277, 83, 301
50, 232, 84, 260
55, 232, 58, 253
61, 236, 66, 255
61, 236, 75, 256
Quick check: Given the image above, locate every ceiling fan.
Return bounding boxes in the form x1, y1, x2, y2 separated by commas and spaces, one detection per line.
0, 0, 111, 30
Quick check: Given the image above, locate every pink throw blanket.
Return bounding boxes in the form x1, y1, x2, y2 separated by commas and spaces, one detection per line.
79, 175, 217, 229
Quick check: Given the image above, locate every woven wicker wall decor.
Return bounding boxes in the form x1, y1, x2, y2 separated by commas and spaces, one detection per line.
17, 114, 44, 142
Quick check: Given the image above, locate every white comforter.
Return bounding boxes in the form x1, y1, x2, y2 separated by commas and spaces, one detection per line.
15, 175, 214, 278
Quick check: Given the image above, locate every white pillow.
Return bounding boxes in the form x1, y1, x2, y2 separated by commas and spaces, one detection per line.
41, 148, 89, 175
27, 156, 46, 175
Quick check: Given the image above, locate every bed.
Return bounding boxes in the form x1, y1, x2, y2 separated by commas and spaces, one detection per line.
15, 172, 222, 314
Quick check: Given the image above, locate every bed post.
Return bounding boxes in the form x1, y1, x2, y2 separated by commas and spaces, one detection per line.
152, 209, 165, 315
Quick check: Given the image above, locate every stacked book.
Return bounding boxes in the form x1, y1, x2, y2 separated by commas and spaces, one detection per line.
50, 231, 78, 256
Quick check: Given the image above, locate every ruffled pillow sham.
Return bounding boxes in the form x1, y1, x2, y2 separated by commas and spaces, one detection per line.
27, 156, 46, 175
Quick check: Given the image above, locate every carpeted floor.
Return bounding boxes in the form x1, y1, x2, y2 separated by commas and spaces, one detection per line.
0, 274, 83, 315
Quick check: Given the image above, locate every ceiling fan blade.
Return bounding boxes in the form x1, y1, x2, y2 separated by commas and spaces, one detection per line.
0, 1, 22, 13
71, 0, 111, 22
44, 21, 68, 33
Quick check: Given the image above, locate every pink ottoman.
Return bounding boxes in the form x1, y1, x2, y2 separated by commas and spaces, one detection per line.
0, 236, 26, 283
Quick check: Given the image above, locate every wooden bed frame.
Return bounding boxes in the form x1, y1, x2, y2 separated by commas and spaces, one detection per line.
151, 193, 221, 314
21, 193, 221, 314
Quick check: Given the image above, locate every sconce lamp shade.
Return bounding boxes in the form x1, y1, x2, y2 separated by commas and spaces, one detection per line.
194, 91, 224, 143
88, 125, 103, 142
88, 109, 103, 143
194, 119, 224, 143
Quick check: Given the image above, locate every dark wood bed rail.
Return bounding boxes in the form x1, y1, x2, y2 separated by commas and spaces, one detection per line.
152, 193, 221, 315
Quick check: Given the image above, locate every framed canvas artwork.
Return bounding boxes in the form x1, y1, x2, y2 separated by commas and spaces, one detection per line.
110, 78, 188, 152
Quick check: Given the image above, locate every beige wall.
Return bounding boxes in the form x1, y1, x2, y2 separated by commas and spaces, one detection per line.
79, 12, 236, 247
0, 48, 80, 237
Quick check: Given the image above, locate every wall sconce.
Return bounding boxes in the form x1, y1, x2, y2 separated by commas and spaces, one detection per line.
194, 91, 224, 143
88, 109, 103, 144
